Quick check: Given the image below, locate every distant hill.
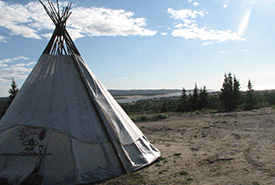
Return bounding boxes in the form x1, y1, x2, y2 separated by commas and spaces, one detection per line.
109, 89, 182, 96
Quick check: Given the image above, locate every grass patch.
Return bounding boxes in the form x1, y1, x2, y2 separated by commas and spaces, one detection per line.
130, 113, 169, 122
182, 177, 194, 185
179, 170, 189, 176
158, 156, 167, 161
201, 132, 207, 138
209, 166, 222, 173
209, 166, 236, 176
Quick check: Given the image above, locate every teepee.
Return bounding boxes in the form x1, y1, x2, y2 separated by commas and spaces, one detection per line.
0, 1, 160, 184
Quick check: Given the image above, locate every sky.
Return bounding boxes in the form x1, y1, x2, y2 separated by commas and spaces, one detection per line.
0, 0, 275, 97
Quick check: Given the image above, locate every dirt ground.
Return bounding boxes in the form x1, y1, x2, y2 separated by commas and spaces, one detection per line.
102, 107, 275, 185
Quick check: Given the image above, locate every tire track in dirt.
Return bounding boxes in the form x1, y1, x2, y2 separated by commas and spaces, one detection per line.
243, 142, 275, 177
255, 121, 275, 155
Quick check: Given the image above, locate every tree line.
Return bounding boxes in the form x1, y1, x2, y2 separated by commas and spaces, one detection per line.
121, 72, 275, 115
178, 72, 260, 112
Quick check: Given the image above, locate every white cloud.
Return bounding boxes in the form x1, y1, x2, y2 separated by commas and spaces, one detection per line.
0, 56, 28, 64
0, 56, 34, 83
168, 8, 244, 43
66, 28, 85, 40
0, 64, 7, 67
202, 41, 213, 46
0, 67, 32, 76
239, 49, 249, 53
2, 59, 11, 63
171, 25, 242, 42
193, 2, 199, 6
0, 35, 7, 42
161, 32, 168, 36
0, 67, 32, 82
218, 51, 227, 54
69, 7, 156, 37
0, 1, 156, 41
14, 56, 29, 60
168, 8, 203, 21
41, 33, 52, 39
0, 1, 44, 39
188, 0, 198, 6
10, 61, 36, 67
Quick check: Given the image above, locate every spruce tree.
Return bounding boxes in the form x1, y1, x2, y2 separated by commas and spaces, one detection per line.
243, 79, 256, 110
190, 83, 199, 111
8, 77, 19, 103
220, 72, 233, 111
199, 86, 208, 110
178, 88, 188, 112
0, 78, 19, 118
220, 72, 241, 111
233, 75, 241, 109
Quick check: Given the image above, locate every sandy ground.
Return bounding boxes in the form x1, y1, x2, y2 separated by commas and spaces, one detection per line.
102, 107, 275, 185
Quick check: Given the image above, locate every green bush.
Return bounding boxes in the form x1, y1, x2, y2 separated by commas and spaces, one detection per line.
130, 113, 169, 122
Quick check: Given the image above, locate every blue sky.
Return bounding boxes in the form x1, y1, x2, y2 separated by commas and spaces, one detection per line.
0, 0, 274, 97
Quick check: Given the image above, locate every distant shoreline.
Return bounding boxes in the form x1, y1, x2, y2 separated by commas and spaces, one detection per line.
115, 92, 182, 103
109, 89, 182, 96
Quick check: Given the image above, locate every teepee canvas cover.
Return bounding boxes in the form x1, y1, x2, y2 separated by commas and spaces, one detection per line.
0, 1, 160, 184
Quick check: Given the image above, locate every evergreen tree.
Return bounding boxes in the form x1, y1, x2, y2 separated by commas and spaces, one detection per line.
0, 78, 19, 119
220, 72, 233, 111
233, 75, 241, 109
8, 77, 19, 103
199, 86, 208, 110
220, 72, 241, 111
190, 83, 199, 111
243, 79, 256, 110
178, 88, 189, 112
